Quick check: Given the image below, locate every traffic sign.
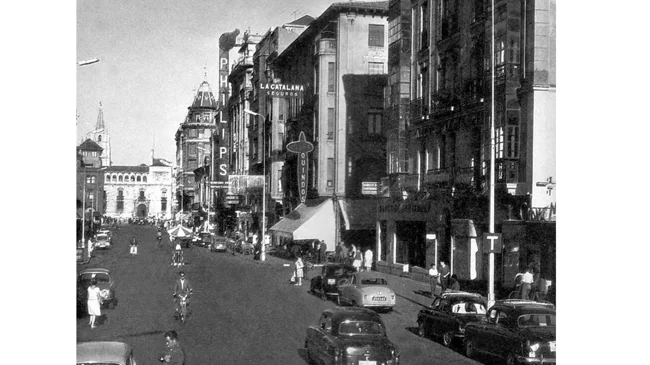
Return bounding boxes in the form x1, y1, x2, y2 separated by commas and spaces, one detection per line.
482, 233, 502, 254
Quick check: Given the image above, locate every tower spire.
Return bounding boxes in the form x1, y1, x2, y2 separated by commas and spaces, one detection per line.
95, 102, 105, 130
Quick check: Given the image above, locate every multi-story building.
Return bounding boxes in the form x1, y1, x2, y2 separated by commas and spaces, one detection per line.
175, 79, 219, 217
248, 15, 313, 230
103, 155, 174, 219
227, 30, 264, 233
77, 139, 105, 241
268, 1, 390, 252
377, 0, 556, 287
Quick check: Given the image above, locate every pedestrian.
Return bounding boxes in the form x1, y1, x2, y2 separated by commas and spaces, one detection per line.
520, 266, 534, 300
130, 236, 138, 256
294, 254, 305, 286
439, 260, 450, 292
253, 240, 262, 260
319, 240, 327, 264
334, 242, 342, 263
363, 247, 373, 272
429, 263, 442, 298
450, 274, 460, 291
340, 242, 349, 264
352, 245, 362, 272
291, 242, 301, 259
87, 277, 101, 329
161, 330, 186, 365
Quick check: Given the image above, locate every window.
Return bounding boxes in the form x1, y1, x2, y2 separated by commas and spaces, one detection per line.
118, 175, 123, 182
97, 135, 102, 142
188, 144, 197, 157
367, 111, 382, 135
438, 134, 446, 169
199, 128, 205, 136
327, 108, 334, 139
327, 158, 334, 188
505, 126, 519, 159
86, 191, 94, 201
143, 176, 147, 183
131, 175, 135, 182
368, 24, 384, 47
86, 175, 95, 184
188, 128, 198, 138
188, 159, 198, 170
136, 176, 141, 182
117, 190, 124, 210
327, 62, 335, 92
368, 62, 384, 75
138, 190, 146, 201
495, 37, 505, 66
161, 197, 167, 211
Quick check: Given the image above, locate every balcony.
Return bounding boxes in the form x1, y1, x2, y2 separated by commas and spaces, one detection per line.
315, 39, 336, 56
232, 55, 253, 71
461, 78, 487, 108
431, 87, 460, 116
410, 98, 429, 122
424, 168, 450, 184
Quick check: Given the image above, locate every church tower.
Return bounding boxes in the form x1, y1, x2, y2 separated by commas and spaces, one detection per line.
87, 102, 112, 167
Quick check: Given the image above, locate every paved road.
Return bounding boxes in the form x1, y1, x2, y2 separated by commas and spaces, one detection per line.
77, 224, 484, 364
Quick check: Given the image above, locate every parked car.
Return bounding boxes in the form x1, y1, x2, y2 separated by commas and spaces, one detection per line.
310, 263, 356, 301
337, 271, 396, 311
210, 236, 230, 252
94, 233, 112, 249
464, 300, 556, 365
304, 307, 400, 365
77, 268, 117, 311
77, 341, 137, 365
193, 232, 212, 247
416, 291, 487, 347
98, 229, 112, 240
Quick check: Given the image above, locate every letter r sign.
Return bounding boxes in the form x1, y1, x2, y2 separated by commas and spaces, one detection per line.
482, 233, 502, 254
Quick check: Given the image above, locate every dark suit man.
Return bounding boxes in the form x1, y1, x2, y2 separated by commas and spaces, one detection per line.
173, 271, 193, 316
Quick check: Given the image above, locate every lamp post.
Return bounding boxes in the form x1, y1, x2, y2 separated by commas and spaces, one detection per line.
244, 109, 266, 261
488, 0, 497, 309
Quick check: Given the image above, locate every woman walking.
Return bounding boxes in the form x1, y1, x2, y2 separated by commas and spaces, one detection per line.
87, 277, 102, 329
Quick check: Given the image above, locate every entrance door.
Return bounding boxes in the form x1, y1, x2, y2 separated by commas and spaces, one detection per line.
136, 204, 147, 218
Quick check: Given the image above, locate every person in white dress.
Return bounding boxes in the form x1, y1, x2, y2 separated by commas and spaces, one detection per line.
363, 248, 373, 272
87, 278, 101, 329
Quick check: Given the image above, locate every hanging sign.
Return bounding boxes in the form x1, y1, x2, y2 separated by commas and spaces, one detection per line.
258, 83, 305, 99
286, 131, 314, 204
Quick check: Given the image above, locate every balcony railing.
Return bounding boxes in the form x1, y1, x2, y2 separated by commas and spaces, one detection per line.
410, 98, 428, 121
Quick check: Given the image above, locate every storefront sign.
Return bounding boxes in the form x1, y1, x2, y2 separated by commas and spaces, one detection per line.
378, 201, 431, 214
362, 181, 379, 195
258, 83, 304, 99
286, 131, 314, 204
482, 233, 502, 254
225, 194, 240, 205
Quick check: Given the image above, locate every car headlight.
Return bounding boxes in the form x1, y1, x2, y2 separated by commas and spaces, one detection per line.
528, 341, 540, 352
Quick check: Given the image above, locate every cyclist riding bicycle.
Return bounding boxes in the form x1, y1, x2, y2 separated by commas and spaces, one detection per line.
172, 241, 183, 267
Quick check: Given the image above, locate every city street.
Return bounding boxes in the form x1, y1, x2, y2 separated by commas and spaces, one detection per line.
77, 224, 482, 364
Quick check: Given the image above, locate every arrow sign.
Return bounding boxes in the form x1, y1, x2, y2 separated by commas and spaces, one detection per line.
482, 233, 502, 254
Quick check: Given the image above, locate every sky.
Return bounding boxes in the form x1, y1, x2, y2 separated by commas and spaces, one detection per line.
77, 0, 337, 166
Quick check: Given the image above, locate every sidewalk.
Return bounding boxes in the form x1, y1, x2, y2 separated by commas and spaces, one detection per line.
240, 249, 434, 309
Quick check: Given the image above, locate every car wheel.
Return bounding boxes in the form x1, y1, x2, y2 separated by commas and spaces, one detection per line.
465, 338, 476, 359
442, 331, 455, 347
506, 352, 518, 365
417, 322, 426, 338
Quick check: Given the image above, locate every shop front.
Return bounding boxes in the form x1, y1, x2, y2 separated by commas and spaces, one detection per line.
269, 199, 336, 252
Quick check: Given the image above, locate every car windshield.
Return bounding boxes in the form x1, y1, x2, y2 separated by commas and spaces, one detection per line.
80, 273, 110, 285
338, 320, 386, 336
450, 301, 487, 314
517, 313, 556, 328
360, 277, 387, 286
97, 235, 108, 240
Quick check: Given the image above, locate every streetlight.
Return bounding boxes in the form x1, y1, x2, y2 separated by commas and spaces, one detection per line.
488, 0, 497, 309
243, 109, 266, 261
78, 58, 100, 66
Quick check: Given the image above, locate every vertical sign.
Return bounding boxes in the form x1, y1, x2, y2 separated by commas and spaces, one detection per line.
286, 132, 314, 205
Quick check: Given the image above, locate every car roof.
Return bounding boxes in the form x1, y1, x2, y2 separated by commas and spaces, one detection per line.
440, 291, 485, 300
352, 271, 387, 280
77, 341, 131, 363
326, 307, 382, 323
495, 300, 556, 313
79, 268, 110, 275
324, 263, 355, 270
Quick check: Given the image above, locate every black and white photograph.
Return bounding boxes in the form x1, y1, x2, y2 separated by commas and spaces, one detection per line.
10, 0, 650, 363
74, 0, 560, 364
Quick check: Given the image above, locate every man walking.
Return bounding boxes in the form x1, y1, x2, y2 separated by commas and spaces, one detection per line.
161, 330, 186, 365
439, 260, 450, 292
319, 240, 327, 264
429, 263, 441, 298
520, 266, 534, 300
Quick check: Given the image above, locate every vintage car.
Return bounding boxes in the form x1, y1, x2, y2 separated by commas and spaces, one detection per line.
94, 233, 112, 249
337, 272, 396, 311
304, 307, 400, 365
193, 232, 213, 247
416, 291, 487, 347
77, 341, 137, 365
310, 263, 356, 300
464, 300, 556, 365
77, 268, 118, 310
209, 236, 230, 252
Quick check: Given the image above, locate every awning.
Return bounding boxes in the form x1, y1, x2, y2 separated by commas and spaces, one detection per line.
270, 199, 335, 251
451, 219, 477, 237
338, 199, 377, 230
